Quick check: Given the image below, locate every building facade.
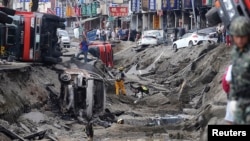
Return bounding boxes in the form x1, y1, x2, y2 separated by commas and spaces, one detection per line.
130, 0, 213, 32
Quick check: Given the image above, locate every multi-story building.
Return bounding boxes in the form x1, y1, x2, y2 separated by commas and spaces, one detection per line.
130, 0, 213, 32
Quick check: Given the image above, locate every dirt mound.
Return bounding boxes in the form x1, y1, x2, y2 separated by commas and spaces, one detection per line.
0, 65, 60, 122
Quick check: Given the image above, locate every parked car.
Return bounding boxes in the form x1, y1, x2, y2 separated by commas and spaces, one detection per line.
165, 28, 186, 45
137, 30, 166, 46
172, 32, 215, 51
187, 26, 218, 42
57, 29, 71, 48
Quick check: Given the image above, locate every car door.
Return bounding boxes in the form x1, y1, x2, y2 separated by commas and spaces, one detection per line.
177, 33, 190, 48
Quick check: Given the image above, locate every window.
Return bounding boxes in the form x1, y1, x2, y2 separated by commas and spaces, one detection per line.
182, 33, 192, 38
6, 27, 16, 45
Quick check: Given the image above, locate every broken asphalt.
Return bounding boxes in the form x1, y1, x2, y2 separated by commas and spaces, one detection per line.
0, 40, 232, 141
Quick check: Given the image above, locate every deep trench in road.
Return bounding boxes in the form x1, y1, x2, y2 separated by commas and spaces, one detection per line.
0, 41, 232, 141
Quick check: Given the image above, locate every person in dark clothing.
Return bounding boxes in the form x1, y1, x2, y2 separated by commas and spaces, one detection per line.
76, 37, 89, 63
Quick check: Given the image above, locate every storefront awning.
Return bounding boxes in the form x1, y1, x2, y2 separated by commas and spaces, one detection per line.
81, 17, 99, 24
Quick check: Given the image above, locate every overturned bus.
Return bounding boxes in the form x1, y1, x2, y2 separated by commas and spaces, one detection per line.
58, 68, 106, 119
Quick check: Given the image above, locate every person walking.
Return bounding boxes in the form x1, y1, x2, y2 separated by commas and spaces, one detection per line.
117, 27, 123, 40
100, 28, 106, 42
115, 67, 126, 96
228, 16, 250, 124
76, 37, 89, 63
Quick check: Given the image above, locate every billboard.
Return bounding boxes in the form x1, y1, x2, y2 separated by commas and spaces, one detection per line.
109, 7, 128, 17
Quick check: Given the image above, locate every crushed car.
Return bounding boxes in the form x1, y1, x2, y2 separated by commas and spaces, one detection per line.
58, 68, 106, 119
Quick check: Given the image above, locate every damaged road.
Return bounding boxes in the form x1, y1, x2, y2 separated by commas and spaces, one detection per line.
0, 41, 232, 140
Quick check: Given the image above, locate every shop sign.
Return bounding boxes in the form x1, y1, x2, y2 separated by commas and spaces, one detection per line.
131, 0, 137, 12
136, 0, 141, 12
109, 7, 128, 17
91, 2, 97, 16
66, 6, 73, 17
56, 7, 61, 17
149, 0, 156, 11
162, 0, 181, 10
87, 4, 92, 17
81, 4, 87, 16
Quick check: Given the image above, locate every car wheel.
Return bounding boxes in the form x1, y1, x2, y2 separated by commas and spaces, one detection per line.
188, 41, 193, 48
173, 44, 178, 52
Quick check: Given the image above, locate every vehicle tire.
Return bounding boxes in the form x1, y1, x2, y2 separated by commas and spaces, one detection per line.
0, 7, 15, 16
173, 44, 178, 52
188, 41, 193, 48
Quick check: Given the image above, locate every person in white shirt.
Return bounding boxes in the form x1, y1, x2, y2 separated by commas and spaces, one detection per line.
74, 24, 80, 39
111, 29, 116, 40
96, 28, 101, 40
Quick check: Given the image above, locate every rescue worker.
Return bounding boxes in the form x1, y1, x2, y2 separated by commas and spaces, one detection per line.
115, 67, 126, 96
135, 84, 149, 98
228, 16, 250, 124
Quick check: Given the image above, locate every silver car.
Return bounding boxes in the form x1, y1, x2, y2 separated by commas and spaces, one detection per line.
57, 29, 71, 48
